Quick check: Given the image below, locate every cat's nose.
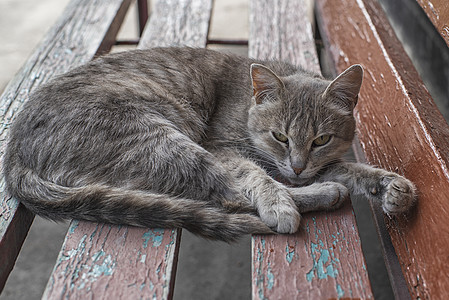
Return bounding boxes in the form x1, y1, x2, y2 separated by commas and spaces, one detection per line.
293, 167, 304, 175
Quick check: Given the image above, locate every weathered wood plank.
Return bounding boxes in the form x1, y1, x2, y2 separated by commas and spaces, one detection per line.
316, 0, 449, 298
42, 222, 181, 299
415, 0, 449, 47
249, 1, 373, 299
0, 0, 133, 292
139, 0, 213, 48
43, 1, 213, 299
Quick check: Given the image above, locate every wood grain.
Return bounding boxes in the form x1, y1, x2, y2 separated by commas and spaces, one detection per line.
249, 1, 373, 299
316, 0, 449, 298
139, 0, 213, 49
415, 0, 449, 47
42, 1, 213, 299
0, 0, 132, 292
42, 222, 181, 299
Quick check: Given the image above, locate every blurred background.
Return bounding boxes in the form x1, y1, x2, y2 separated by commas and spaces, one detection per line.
0, 0, 448, 299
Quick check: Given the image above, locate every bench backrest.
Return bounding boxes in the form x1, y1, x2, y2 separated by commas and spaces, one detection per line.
316, 0, 449, 298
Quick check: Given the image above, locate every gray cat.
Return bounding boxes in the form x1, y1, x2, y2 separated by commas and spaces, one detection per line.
3, 47, 416, 242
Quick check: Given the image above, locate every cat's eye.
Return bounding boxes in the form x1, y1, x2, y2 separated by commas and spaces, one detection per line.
272, 132, 289, 143
312, 135, 331, 147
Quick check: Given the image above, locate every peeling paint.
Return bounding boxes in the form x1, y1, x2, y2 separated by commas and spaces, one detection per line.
92, 250, 105, 262
142, 228, 165, 248
254, 237, 268, 300
266, 263, 275, 290
68, 220, 79, 234
306, 242, 339, 282
336, 284, 345, 298
140, 254, 147, 263
75, 253, 116, 291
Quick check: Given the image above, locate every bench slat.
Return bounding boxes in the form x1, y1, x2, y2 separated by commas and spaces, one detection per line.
249, 1, 374, 299
316, 0, 449, 298
415, 0, 449, 48
139, 0, 212, 49
0, 0, 133, 292
42, 1, 213, 299
43, 222, 181, 299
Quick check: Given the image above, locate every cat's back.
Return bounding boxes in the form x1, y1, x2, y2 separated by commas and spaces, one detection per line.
43, 48, 248, 116
30, 47, 242, 111
13, 48, 250, 142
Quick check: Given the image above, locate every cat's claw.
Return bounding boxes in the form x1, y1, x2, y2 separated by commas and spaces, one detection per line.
381, 175, 417, 214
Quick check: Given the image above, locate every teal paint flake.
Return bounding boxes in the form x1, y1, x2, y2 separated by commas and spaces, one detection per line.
90, 254, 115, 276
258, 287, 265, 300
91, 250, 105, 262
336, 284, 344, 298
266, 264, 275, 290
140, 254, 147, 263
142, 228, 165, 248
254, 237, 268, 300
306, 242, 339, 282
89, 224, 100, 241
68, 220, 79, 234
76, 254, 116, 290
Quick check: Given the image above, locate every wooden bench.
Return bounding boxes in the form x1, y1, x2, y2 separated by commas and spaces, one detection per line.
1, 0, 448, 298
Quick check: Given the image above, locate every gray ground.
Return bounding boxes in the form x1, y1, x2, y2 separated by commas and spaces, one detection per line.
0, 1, 393, 299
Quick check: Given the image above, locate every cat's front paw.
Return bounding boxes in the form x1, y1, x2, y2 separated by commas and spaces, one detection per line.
379, 175, 417, 214
315, 182, 349, 211
258, 191, 301, 234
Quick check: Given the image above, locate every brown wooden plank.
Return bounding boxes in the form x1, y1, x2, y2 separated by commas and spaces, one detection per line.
42, 222, 181, 299
316, 0, 449, 298
249, 1, 374, 299
415, 0, 449, 47
0, 0, 133, 292
42, 1, 214, 299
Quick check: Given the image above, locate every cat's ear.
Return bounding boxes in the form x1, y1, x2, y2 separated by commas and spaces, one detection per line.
250, 64, 284, 105
323, 64, 363, 110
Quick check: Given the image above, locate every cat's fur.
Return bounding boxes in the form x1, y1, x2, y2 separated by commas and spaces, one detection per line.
3, 47, 416, 242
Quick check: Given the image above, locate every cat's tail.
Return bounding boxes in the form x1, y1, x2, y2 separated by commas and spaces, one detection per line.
5, 166, 273, 242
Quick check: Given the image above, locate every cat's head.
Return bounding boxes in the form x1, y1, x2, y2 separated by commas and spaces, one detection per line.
248, 63, 363, 185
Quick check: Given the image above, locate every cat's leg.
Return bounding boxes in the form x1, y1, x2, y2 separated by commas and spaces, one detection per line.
210, 148, 301, 234
287, 182, 349, 213
318, 162, 417, 214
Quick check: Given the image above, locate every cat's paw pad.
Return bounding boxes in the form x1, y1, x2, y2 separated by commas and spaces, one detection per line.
381, 176, 417, 214
320, 182, 349, 210
258, 197, 301, 234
